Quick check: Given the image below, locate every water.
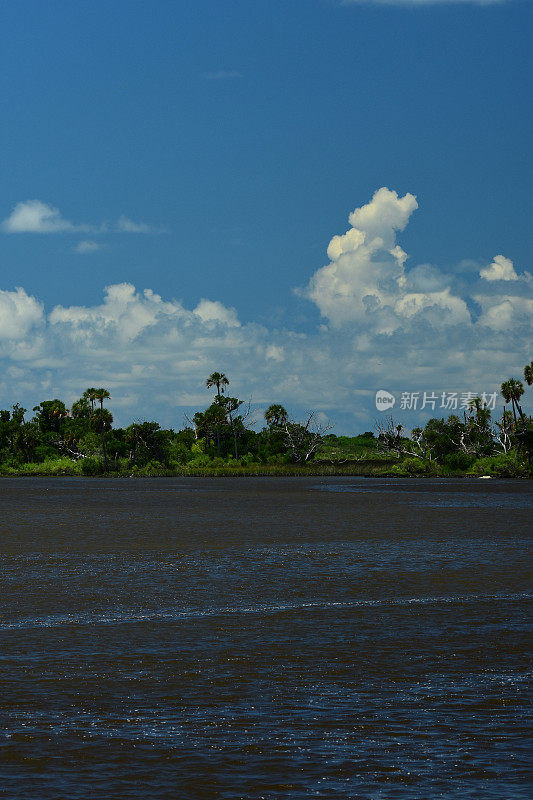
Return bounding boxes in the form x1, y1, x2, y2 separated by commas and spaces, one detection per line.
0, 477, 531, 799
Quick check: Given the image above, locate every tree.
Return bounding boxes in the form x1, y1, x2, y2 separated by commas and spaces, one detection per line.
125, 421, 170, 467
265, 404, 288, 428
32, 400, 69, 433
217, 395, 253, 458
90, 408, 113, 471
71, 396, 92, 419
206, 372, 229, 398
375, 416, 407, 459
83, 388, 99, 412
193, 404, 228, 456
94, 388, 110, 409
524, 362, 533, 386
460, 398, 495, 457
11, 403, 26, 426
501, 378, 525, 426
0, 404, 28, 463
495, 410, 514, 454
18, 422, 40, 463
414, 416, 465, 461
282, 412, 333, 462
467, 396, 491, 428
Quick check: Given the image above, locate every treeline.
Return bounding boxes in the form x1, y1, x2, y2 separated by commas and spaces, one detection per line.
0, 365, 531, 477
374, 362, 533, 476
0, 374, 333, 476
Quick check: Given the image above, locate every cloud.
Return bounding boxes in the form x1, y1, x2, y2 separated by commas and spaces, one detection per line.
0, 287, 44, 339
115, 215, 158, 234
299, 187, 427, 328
2, 201, 159, 236
0, 188, 531, 429
49, 283, 187, 342
74, 240, 103, 254
473, 296, 533, 331
193, 299, 241, 328
202, 71, 243, 80
298, 190, 533, 373
479, 255, 519, 281
1, 201, 84, 234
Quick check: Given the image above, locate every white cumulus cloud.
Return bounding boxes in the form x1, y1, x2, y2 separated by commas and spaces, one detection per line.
194, 299, 241, 328
300, 187, 434, 328
480, 255, 520, 282
49, 283, 189, 343
1, 201, 83, 234
0, 287, 44, 339
2, 201, 159, 236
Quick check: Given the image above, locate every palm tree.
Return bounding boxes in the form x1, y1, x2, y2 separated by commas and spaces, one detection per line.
524, 361, 533, 386
501, 378, 525, 425
206, 372, 229, 397
265, 404, 288, 428
83, 388, 98, 412
94, 388, 111, 409
71, 396, 92, 419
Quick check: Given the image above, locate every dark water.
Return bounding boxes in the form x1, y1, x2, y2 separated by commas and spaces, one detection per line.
0, 477, 531, 799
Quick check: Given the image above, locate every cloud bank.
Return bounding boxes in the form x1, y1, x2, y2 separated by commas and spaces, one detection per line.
0, 188, 531, 429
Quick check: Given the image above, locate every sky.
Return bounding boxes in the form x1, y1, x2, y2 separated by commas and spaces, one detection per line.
0, 0, 531, 432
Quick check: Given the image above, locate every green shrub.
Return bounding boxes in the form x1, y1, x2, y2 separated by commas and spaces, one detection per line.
81, 457, 105, 476
388, 464, 408, 476
34, 445, 58, 463
468, 452, 528, 478
401, 457, 427, 474
19, 458, 82, 476
0, 455, 22, 470
170, 442, 194, 464
186, 453, 212, 469
143, 460, 166, 475
443, 451, 474, 471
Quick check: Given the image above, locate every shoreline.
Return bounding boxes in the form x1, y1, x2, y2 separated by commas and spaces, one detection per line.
0, 467, 530, 479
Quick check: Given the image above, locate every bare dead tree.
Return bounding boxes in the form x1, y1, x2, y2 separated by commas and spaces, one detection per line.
375, 416, 406, 459
494, 410, 513, 454
409, 427, 434, 461
283, 412, 334, 462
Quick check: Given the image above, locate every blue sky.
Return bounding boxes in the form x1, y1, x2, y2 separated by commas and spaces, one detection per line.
0, 0, 532, 430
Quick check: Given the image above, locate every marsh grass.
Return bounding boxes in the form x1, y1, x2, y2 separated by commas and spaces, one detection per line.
0, 452, 529, 478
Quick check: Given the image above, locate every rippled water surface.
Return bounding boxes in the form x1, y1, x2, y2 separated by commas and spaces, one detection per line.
0, 477, 531, 799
